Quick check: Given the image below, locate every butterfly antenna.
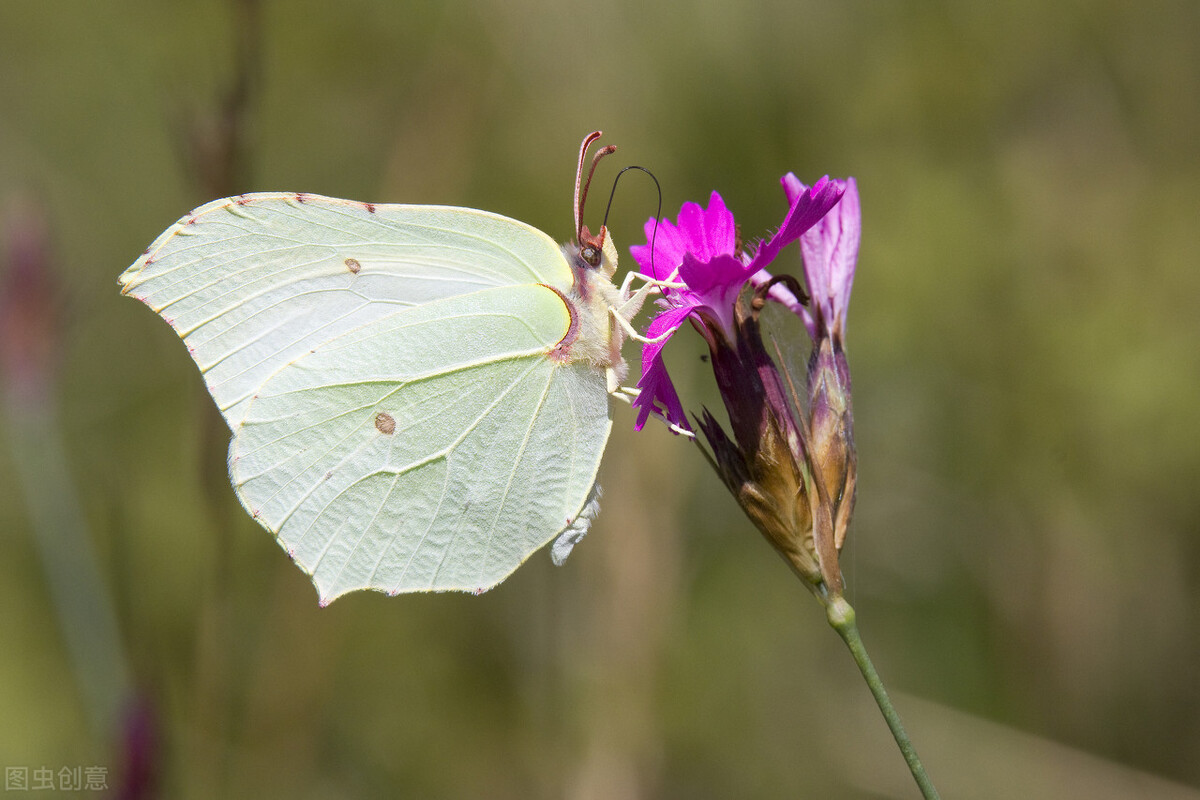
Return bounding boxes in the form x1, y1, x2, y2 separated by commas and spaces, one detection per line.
574, 132, 618, 243
574, 132, 602, 238
602, 165, 663, 274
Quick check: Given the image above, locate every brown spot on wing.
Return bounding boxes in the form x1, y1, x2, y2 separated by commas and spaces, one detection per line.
375, 411, 396, 435
344, 257, 361, 274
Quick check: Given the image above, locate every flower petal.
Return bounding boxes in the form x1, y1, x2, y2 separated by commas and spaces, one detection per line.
631, 305, 695, 431
632, 351, 689, 432
631, 191, 737, 285
639, 305, 694, 375
799, 177, 859, 336
747, 175, 844, 275
678, 192, 736, 263
631, 215, 687, 281
675, 252, 745, 338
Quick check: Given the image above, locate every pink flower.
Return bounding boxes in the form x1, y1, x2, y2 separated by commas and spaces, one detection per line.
628, 175, 845, 431
626, 170, 861, 597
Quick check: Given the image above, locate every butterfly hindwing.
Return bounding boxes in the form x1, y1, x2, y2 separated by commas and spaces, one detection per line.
230, 284, 611, 599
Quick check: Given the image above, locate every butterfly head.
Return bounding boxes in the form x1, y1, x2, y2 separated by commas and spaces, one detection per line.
576, 223, 619, 279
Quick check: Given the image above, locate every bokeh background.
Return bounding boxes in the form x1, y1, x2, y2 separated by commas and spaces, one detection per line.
2, 1, 1199, 797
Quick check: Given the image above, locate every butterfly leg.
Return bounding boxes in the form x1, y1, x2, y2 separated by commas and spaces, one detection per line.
608, 272, 684, 347
612, 271, 685, 320
617, 269, 686, 297
609, 310, 676, 346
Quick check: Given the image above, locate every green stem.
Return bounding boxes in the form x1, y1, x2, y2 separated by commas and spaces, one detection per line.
826, 595, 940, 800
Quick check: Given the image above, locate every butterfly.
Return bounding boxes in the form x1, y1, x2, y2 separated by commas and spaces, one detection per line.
119, 132, 654, 604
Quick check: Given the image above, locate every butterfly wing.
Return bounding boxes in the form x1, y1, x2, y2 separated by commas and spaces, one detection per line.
120, 193, 577, 429
120, 194, 611, 600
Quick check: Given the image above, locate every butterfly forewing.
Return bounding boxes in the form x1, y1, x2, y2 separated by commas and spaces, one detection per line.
119, 194, 576, 429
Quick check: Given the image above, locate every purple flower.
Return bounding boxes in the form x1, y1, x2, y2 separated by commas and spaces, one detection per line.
626, 172, 861, 598
629, 176, 845, 431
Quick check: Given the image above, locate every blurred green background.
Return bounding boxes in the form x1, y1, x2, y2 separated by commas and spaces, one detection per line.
2, 1, 1199, 797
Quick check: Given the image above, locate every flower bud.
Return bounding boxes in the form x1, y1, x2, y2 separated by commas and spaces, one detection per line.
807, 334, 856, 550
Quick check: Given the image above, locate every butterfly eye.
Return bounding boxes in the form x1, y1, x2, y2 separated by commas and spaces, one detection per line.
580, 243, 601, 267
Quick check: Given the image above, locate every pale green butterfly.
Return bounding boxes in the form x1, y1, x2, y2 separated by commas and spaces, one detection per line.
120, 132, 651, 604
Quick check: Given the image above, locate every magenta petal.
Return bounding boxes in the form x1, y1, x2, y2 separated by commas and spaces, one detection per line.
640, 305, 695, 368
632, 306, 695, 432
781, 172, 807, 208
676, 192, 736, 262
676, 252, 744, 338
747, 175, 844, 275
831, 179, 860, 311
632, 352, 689, 432
675, 202, 709, 257
677, 252, 744, 295
630, 191, 736, 283
632, 215, 689, 280
704, 193, 737, 259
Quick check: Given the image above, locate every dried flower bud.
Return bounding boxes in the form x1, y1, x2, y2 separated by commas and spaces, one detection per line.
808, 335, 856, 550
